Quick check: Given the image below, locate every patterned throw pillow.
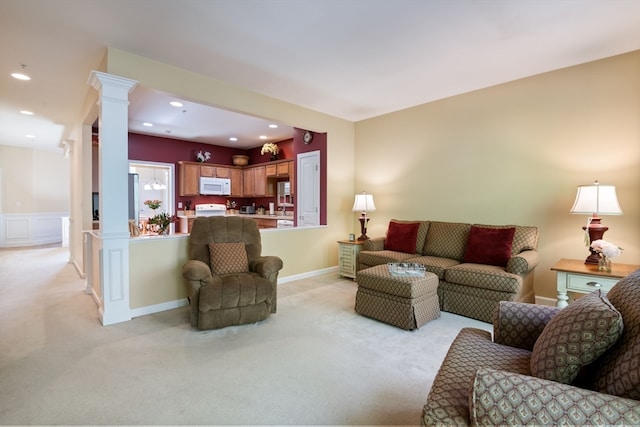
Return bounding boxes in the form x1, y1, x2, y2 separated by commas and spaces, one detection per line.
530, 290, 623, 384
384, 221, 420, 254
463, 226, 515, 267
208, 242, 249, 275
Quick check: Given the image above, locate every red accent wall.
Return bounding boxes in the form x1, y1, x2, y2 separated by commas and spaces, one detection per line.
127, 133, 320, 219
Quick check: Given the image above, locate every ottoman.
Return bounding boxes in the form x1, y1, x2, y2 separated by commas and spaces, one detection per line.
355, 264, 440, 330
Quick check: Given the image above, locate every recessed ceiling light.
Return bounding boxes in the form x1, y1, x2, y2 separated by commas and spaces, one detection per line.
259, 135, 268, 140
143, 122, 153, 127
11, 72, 30, 81
269, 124, 278, 128
170, 101, 183, 107
25, 134, 35, 139
20, 110, 34, 115
229, 137, 238, 141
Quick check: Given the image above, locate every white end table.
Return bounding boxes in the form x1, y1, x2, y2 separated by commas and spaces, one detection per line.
551, 258, 639, 308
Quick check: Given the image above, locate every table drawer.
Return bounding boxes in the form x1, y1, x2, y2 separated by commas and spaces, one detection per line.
567, 273, 618, 294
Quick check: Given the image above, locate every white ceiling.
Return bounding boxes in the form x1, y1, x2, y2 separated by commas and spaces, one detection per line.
1, 0, 639, 153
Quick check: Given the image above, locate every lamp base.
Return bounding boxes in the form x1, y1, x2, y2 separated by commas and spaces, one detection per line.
357, 216, 370, 241
582, 217, 608, 265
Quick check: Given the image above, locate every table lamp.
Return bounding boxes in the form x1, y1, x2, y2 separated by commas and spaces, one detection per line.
352, 192, 376, 241
570, 180, 623, 264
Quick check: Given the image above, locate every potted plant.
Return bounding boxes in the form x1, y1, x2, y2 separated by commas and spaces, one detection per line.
148, 212, 178, 234
261, 142, 280, 161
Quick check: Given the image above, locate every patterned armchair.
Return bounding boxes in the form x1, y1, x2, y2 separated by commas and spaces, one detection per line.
182, 216, 283, 330
422, 269, 640, 426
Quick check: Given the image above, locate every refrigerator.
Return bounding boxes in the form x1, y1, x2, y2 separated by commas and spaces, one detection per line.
128, 173, 139, 225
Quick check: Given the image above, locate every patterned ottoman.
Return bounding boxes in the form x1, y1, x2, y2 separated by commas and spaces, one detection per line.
355, 264, 440, 330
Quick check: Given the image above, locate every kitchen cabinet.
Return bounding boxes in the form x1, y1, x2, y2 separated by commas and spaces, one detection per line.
243, 165, 272, 197
276, 161, 289, 177
200, 165, 231, 178
229, 168, 243, 196
179, 161, 241, 196
254, 218, 277, 229
265, 164, 277, 177
178, 162, 200, 196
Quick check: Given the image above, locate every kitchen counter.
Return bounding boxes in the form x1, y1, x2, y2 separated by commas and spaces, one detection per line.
176, 212, 293, 232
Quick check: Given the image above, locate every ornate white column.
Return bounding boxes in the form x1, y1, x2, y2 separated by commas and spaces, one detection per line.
88, 71, 138, 325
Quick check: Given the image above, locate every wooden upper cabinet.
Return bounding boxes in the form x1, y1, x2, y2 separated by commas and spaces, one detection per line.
253, 166, 267, 196
242, 168, 255, 196
215, 167, 231, 178
265, 164, 277, 177
276, 162, 289, 177
230, 168, 243, 197
200, 165, 216, 177
201, 165, 231, 178
178, 162, 200, 196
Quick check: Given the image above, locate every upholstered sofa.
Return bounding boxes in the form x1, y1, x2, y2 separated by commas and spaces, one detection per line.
357, 220, 539, 322
422, 269, 640, 426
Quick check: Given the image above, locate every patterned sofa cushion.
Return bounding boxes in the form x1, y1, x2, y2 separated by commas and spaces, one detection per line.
463, 226, 516, 267
208, 242, 249, 274
384, 221, 421, 254
422, 221, 471, 261
473, 224, 538, 255
444, 264, 522, 293
358, 250, 415, 268
583, 269, 640, 400
530, 290, 623, 384
401, 255, 460, 280
389, 219, 430, 254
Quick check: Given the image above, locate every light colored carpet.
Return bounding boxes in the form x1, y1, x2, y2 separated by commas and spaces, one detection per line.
0, 246, 491, 426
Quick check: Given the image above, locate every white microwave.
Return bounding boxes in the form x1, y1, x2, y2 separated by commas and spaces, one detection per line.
199, 177, 231, 195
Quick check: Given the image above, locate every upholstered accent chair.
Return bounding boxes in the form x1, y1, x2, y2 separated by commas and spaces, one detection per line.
182, 216, 283, 330
422, 269, 640, 426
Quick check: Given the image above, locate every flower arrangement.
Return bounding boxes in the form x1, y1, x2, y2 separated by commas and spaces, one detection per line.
144, 199, 162, 210
148, 212, 178, 234
590, 239, 623, 272
590, 239, 623, 259
260, 143, 279, 156
196, 150, 211, 163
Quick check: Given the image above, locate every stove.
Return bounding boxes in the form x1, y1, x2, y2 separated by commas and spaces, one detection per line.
195, 203, 227, 217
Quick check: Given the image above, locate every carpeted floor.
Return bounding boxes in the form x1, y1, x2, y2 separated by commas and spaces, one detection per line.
0, 245, 490, 426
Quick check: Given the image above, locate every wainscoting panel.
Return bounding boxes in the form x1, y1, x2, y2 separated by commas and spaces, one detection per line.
0, 212, 68, 247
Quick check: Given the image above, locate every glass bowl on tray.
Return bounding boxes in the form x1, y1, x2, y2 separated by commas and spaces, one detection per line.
387, 262, 426, 277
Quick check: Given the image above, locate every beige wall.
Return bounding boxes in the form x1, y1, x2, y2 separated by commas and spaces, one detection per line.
354, 51, 640, 300
0, 145, 69, 214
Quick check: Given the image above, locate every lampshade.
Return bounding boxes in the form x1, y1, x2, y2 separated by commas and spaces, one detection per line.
570, 181, 622, 215
352, 193, 376, 214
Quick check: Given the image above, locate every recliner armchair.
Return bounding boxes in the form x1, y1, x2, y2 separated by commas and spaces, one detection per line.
182, 216, 283, 330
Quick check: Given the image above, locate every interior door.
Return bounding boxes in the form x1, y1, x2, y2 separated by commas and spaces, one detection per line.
297, 151, 320, 226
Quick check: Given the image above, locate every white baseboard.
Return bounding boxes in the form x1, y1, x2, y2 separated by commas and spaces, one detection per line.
278, 266, 338, 284
130, 298, 189, 318
535, 295, 557, 307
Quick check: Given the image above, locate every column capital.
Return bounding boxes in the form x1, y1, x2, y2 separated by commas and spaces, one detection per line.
88, 70, 138, 96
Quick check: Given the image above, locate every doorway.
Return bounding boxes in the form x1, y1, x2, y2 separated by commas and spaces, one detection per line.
297, 151, 320, 227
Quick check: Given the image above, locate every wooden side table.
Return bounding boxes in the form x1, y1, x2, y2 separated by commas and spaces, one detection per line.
338, 240, 364, 280
551, 258, 639, 308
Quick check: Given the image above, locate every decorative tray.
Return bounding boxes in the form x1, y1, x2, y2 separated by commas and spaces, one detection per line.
387, 262, 426, 277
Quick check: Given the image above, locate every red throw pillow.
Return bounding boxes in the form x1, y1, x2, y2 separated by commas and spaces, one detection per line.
463, 226, 516, 267
384, 221, 420, 254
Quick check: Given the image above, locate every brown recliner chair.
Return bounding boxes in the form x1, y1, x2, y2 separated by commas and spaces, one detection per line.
182, 216, 283, 330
